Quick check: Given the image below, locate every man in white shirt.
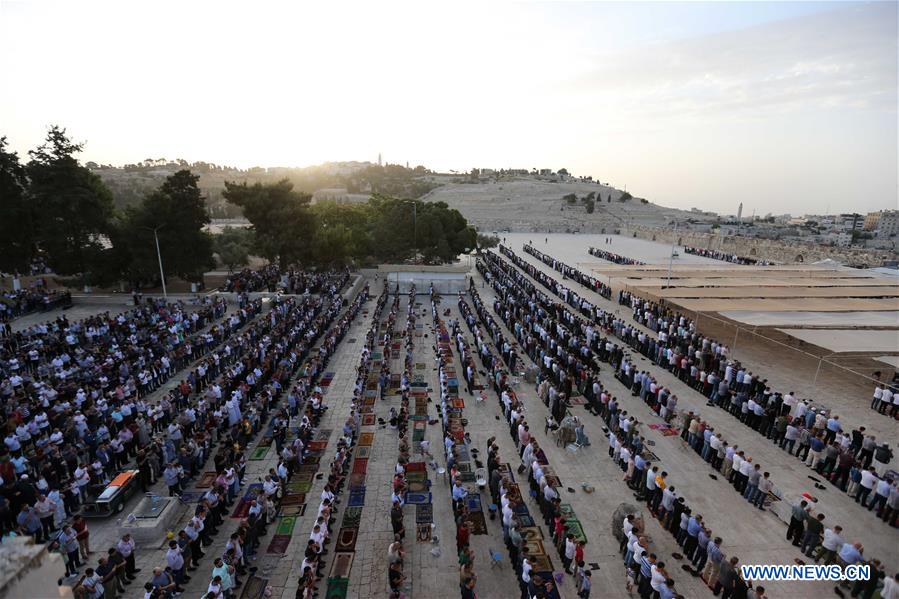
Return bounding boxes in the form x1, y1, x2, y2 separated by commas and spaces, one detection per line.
855, 467, 879, 507
817, 525, 843, 565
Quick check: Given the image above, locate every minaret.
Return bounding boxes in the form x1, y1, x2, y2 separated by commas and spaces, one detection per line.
737, 202, 743, 221
378, 153, 382, 167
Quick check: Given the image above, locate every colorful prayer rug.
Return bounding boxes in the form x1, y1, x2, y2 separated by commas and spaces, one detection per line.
279, 504, 306, 517
196, 472, 218, 488
352, 459, 368, 474
290, 481, 312, 494
308, 440, 328, 451
249, 446, 269, 460
354, 446, 371, 459
358, 432, 374, 446
275, 515, 297, 536
467, 510, 488, 535
564, 520, 587, 543
335, 528, 358, 552
291, 473, 313, 484
329, 552, 355, 578
516, 514, 535, 527
407, 480, 429, 493
341, 507, 362, 528
361, 414, 376, 426
415, 503, 433, 524
519, 527, 544, 542
404, 492, 432, 505
416, 523, 432, 543
531, 554, 553, 571
266, 534, 291, 554
325, 577, 349, 599
287, 480, 309, 494
348, 490, 366, 507
239, 575, 268, 599
524, 539, 546, 557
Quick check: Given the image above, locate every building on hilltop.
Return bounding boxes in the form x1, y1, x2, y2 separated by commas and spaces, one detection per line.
864, 211, 883, 231
877, 210, 899, 238
837, 213, 863, 231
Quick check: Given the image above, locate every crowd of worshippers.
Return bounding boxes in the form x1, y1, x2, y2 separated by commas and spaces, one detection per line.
0, 286, 72, 322
123, 287, 361, 599
202, 285, 367, 599
386, 291, 420, 598
496, 245, 898, 526
0, 274, 355, 596
220, 265, 348, 295
522, 244, 613, 300
296, 286, 384, 599
609, 297, 898, 527
587, 246, 646, 265
454, 291, 591, 599
432, 327, 488, 599
683, 246, 773, 266
475, 248, 898, 587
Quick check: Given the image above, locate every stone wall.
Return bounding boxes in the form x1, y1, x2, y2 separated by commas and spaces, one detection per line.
627, 226, 895, 266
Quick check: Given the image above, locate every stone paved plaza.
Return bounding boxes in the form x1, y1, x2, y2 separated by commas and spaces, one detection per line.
25, 240, 898, 599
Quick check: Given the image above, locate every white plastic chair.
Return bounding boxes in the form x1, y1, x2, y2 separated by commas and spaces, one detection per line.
476, 467, 488, 490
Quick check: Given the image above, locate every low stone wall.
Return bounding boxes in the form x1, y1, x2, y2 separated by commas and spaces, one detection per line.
627, 226, 894, 266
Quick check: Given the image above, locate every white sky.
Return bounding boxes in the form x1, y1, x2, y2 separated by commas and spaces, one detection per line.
1, 0, 896, 215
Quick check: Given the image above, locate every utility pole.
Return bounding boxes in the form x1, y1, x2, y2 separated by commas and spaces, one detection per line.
153, 227, 167, 299
665, 221, 678, 289
143, 225, 168, 298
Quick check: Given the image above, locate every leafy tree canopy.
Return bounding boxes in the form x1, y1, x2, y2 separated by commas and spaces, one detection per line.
26, 126, 116, 279
0, 137, 34, 274
222, 179, 316, 267
123, 169, 214, 283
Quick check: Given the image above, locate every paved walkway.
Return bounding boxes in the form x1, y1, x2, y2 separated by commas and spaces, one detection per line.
76, 268, 897, 599
500, 245, 899, 570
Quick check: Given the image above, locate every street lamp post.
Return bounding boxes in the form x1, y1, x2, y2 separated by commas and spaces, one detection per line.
403, 200, 418, 253
665, 221, 678, 289
142, 225, 167, 299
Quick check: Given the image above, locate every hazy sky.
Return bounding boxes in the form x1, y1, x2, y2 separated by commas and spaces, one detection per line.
2, 1, 896, 215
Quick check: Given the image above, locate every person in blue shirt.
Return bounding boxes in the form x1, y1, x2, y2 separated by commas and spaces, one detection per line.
659, 578, 677, 599
16, 506, 41, 541
838, 542, 864, 566
684, 514, 703, 561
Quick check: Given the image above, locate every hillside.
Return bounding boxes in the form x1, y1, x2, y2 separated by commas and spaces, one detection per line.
90, 161, 713, 232
419, 177, 712, 233
90, 161, 437, 217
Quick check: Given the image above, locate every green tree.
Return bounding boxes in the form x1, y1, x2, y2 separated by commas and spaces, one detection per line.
223, 179, 317, 266
563, 193, 577, 205
585, 198, 595, 214
27, 126, 115, 280
310, 200, 373, 265
213, 226, 254, 272
0, 137, 35, 274
125, 170, 214, 283
476, 233, 500, 253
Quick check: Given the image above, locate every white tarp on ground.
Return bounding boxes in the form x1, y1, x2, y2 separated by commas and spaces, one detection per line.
385, 271, 468, 295
721, 310, 899, 327
776, 329, 899, 353
875, 356, 899, 369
